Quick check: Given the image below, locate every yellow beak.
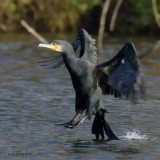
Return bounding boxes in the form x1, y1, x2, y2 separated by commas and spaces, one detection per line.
38, 43, 63, 52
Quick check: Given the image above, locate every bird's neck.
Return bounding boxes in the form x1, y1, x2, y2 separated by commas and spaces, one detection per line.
62, 49, 76, 71
62, 49, 75, 61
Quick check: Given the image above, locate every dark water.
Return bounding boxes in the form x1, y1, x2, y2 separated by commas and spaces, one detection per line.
0, 33, 160, 160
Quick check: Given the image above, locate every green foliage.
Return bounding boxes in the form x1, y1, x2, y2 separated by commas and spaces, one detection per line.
130, 0, 152, 27
0, 0, 99, 32
117, 0, 158, 34
71, 0, 99, 12
0, 0, 159, 35
6, 2, 16, 11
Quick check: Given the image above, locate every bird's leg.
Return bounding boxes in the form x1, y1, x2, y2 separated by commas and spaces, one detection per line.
66, 115, 88, 129
57, 113, 81, 127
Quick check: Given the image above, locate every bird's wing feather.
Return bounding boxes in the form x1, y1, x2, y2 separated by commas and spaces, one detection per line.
71, 37, 81, 55
78, 28, 98, 64
38, 54, 65, 69
71, 31, 84, 58
96, 42, 145, 100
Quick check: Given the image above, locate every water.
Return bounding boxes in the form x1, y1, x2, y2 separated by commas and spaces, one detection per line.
0, 33, 160, 160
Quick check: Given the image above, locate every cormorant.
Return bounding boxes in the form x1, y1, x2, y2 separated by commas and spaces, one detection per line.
38, 29, 145, 140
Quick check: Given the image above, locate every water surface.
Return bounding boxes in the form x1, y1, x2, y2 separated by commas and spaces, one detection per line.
0, 33, 160, 160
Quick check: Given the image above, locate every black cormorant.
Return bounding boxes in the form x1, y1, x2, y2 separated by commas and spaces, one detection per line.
38, 28, 145, 140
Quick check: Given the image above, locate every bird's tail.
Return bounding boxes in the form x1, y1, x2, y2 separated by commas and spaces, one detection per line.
92, 109, 119, 140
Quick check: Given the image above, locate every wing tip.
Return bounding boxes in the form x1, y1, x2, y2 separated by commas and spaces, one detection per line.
118, 41, 138, 58
125, 41, 136, 51
126, 41, 133, 45
124, 41, 134, 48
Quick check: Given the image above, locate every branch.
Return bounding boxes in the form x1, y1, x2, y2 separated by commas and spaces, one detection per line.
152, 0, 160, 28
98, 0, 111, 53
109, 0, 123, 32
21, 20, 48, 43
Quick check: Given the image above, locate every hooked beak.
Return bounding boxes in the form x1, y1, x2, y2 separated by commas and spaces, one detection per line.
38, 43, 63, 52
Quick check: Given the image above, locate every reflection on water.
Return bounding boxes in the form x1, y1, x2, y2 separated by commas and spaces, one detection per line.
0, 33, 160, 159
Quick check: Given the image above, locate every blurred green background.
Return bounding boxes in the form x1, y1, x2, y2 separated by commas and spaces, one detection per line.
0, 0, 160, 35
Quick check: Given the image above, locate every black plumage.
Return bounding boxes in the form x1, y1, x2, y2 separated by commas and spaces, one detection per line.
38, 28, 145, 140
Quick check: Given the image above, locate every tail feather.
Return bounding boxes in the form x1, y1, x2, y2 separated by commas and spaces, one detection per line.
92, 110, 119, 140
103, 119, 119, 140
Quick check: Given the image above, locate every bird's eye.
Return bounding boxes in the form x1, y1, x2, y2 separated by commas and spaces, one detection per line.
51, 42, 56, 46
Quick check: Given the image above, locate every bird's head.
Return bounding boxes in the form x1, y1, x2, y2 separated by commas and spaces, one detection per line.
38, 40, 73, 54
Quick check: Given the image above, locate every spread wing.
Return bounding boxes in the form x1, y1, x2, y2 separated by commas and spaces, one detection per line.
96, 42, 145, 100
74, 28, 98, 64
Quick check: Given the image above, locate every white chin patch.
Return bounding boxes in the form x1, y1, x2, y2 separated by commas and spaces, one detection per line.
56, 45, 62, 52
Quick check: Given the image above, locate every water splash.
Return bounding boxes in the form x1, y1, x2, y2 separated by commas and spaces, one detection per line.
120, 130, 148, 140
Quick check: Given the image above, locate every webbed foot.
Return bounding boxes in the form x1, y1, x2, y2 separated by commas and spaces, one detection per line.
63, 121, 81, 129
64, 116, 88, 129
56, 113, 82, 128
56, 121, 74, 127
